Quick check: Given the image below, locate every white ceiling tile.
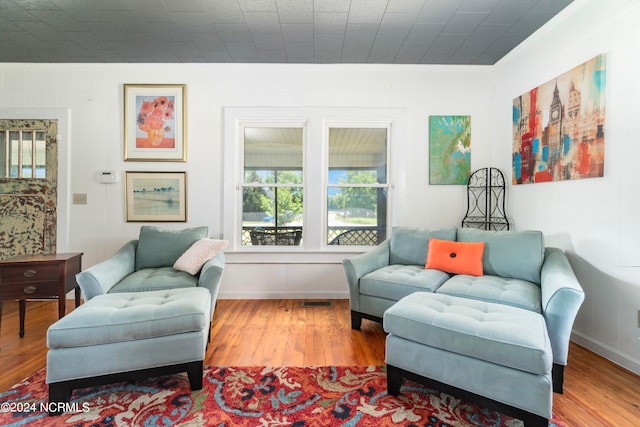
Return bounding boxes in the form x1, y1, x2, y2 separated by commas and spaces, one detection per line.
443, 12, 488, 34
314, 0, 351, 13
348, 0, 388, 24
379, 13, 416, 34
314, 12, 348, 34
244, 12, 281, 33
386, 0, 427, 14
417, 0, 463, 23
237, 0, 278, 12
277, 0, 313, 23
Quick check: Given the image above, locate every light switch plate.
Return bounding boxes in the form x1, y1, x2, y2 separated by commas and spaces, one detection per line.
73, 193, 87, 204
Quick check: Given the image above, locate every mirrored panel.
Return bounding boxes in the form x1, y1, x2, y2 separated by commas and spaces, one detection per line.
1, 129, 47, 179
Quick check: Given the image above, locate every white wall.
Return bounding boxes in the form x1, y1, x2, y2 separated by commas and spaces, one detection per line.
492, 0, 640, 374
0, 62, 494, 298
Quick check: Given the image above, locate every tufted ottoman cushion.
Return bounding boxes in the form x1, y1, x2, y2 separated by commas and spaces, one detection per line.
384, 292, 551, 375
384, 292, 553, 424
47, 287, 210, 349
46, 287, 211, 415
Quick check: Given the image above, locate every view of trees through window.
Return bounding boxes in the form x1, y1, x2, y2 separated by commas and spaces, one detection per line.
243, 170, 303, 227
327, 127, 388, 245
240, 125, 389, 247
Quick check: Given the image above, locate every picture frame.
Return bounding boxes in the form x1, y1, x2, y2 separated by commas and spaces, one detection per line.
124, 84, 186, 162
429, 115, 471, 185
125, 171, 187, 222
512, 54, 606, 184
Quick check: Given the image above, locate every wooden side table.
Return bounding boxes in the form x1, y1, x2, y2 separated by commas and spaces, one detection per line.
0, 252, 83, 338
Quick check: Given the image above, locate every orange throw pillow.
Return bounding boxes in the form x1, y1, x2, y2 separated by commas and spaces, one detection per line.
425, 238, 485, 276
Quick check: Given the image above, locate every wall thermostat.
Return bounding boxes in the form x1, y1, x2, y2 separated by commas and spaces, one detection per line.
96, 171, 118, 184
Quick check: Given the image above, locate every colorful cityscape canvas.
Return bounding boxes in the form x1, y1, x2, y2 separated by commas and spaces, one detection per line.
429, 115, 471, 185
512, 54, 606, 184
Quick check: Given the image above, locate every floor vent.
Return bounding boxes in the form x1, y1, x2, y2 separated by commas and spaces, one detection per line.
302, 300, 333, 308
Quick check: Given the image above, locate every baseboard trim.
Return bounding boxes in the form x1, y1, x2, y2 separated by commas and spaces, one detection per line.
218, 290, 350, 300
572, 332, 640, 376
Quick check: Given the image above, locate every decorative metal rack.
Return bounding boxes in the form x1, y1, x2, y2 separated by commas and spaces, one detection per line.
461, 167, 510, 231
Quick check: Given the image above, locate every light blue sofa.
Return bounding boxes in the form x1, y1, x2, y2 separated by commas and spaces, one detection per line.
76, 226, 225, 317
343, 226, 584, 393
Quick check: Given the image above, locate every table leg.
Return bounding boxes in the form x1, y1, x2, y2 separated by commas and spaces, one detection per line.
74, 286, 81, 308
19, 299, 26, 338
58, 295, 65, 319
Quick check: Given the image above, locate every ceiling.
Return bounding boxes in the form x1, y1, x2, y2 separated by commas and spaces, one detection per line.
0, 0, 573, 65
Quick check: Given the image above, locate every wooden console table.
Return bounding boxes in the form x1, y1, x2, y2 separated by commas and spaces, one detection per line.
0, 252, 82, 338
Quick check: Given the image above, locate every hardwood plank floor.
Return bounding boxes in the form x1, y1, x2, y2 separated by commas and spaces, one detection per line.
1, 298, 639, 425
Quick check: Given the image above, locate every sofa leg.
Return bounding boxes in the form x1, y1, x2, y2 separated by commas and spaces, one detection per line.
186, 361, 204, 390
522, 413, 550, 427
350, 310, 362, 330
552, 363, 564, 394
48, 383, 72, 416
386, 365, 404, 396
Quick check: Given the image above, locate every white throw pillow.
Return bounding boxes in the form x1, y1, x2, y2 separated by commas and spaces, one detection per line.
173, 238, 229, 275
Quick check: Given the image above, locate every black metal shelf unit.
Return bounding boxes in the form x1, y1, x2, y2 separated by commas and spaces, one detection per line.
462, 167, 510, 231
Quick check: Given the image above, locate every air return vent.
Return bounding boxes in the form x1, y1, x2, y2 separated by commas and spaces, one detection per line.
301, 301, 333, 308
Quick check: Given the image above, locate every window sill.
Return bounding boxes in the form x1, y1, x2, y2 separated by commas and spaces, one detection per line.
224, 248, 372, 264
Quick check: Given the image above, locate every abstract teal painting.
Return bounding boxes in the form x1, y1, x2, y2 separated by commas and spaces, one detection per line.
429, 115, 471, 185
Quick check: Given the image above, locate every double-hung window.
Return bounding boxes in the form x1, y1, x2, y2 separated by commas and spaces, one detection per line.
241, 126, 304, 246
326, 126, 388, 246
224, 107, 405, 253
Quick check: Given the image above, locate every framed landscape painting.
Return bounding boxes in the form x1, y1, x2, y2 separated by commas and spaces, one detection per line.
512, 54, 606, 184
429, 115, 471, 185
125, 172, 187, 222
124, 84, 186, 162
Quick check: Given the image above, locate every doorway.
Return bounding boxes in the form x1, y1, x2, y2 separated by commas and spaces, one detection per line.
0, 119, 58, 258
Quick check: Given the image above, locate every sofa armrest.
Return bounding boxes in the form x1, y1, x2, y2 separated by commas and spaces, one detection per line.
540, 247, 585, 366
198, 251, 225, 312
342, 240, 391, 311
75, 240, 137, 301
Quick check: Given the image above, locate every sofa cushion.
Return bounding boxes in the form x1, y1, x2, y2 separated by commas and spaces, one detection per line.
436, 274, 542, 313
360, 265, 450, 301
135, 226, 209, 270
109, 267, 198, 293
456, 228, 544, 284
426, 238, 485, 276
390, 227, 457, 266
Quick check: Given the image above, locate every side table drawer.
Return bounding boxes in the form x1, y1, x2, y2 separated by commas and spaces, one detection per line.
0, 264, 59, 283
0, 282, 60, 299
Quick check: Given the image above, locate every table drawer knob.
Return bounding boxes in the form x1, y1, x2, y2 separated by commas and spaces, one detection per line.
23, 269, 37, 278
23, 285, 37, 294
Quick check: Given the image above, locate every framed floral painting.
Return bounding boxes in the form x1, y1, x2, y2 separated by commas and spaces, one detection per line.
124, 84, 186, 161
125, 171, 187, 222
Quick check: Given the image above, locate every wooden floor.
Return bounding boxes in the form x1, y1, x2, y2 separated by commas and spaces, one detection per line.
1, 298, 639, 426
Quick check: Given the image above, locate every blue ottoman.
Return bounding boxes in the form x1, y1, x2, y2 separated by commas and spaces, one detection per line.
384, 292, 552, 427
46, 287, 211, 415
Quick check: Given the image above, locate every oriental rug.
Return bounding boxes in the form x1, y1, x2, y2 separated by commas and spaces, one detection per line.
0, 365, 566, 426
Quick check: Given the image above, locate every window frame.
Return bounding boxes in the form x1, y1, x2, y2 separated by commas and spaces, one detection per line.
223, 107, 406, 256
239, 122, 306, 248
324, 122, 391, 248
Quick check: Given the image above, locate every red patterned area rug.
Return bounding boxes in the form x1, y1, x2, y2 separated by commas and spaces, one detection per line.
1, 365, 567, 426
